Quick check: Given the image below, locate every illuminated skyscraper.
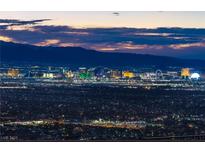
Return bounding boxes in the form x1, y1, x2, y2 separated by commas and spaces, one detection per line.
65, 71, 74, 78
79, 67, 87, 73
7, 69, 20, 77
43, 73, 54, 78
110, 70, 122, 79
78, 67, 91, 79
181, 68, 190, 78
122, 71, 135, 78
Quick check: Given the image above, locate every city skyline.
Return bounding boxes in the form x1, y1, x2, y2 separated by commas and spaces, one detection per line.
1, 11, 205, 142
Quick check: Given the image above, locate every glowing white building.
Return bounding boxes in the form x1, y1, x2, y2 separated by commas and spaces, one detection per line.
190, 73, 200, 80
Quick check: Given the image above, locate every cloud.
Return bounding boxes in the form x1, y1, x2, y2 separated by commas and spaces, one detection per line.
34, 39, 60, 46
12, 19, 50, 25
169, 42, 205, 49
34, 25, 71, 33
0, 35, 13, 42
91, 42, 164, 52
134, 32, 171, 37
112, 12, 120, 16
0, 21, 205, 59
0, 19, 22, 24
0, 19, 50, 30
58, 42, 84, 47
0, 19, 50, 25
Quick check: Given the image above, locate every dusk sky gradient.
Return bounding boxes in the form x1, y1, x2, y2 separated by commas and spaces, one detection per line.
0, 11, 205, 59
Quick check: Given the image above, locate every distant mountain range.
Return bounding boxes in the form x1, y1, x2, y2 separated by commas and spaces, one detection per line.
1, 41, 205, 68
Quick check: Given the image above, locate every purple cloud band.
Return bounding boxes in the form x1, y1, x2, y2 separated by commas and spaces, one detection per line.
0, 19, 205, 59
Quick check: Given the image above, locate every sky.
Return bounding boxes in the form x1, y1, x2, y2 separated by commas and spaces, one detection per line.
1, 12, 205, 28
0, 11, 205, 59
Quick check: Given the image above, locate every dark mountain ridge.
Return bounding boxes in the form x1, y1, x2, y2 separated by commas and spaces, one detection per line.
1, 41, 205, 68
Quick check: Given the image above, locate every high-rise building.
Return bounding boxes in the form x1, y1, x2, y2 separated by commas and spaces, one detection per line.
78, 67, 91, 79
181, 68, 190, 78
79, 72, 91, 79
65, 71, 74, 78
94, 67, 109, 78
122, 71, 135, 78
79, 67, 87, 73
43, 73, 54, 78
7, 69, 20, 77
110, 70, 122, 79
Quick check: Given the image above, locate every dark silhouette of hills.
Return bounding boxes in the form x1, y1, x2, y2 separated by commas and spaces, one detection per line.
1, 41, 205, 68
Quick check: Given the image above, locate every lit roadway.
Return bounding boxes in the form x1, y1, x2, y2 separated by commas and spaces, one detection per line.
2, 119, 145, 130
